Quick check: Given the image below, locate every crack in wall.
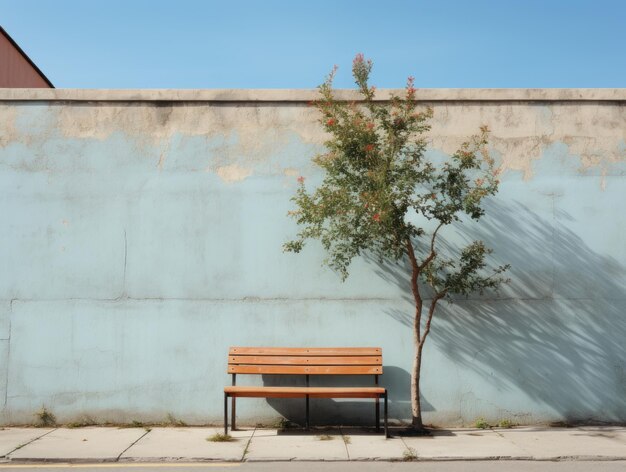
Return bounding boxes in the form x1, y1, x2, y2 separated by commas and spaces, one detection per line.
3, 299, 13, 410
6, 296, 412, 303
121, 229, 127, 299
4, 296, 626, 304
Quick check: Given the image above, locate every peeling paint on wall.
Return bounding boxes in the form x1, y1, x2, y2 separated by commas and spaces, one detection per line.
214, 164, 253, 183
2, 101, 623, 189
430, 103, 626, 184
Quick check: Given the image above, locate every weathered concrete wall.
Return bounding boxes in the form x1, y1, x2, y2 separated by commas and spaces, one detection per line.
0, 89, 624, 426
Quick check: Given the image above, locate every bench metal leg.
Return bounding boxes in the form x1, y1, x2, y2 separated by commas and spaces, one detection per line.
375, 397, 380, 432
384, 392, 389, 438
231, 397, 236, 431
305, 395, 310, 430
224, 393, 228, 436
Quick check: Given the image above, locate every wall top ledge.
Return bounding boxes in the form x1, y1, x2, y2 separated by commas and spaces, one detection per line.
0, 88, 625, 102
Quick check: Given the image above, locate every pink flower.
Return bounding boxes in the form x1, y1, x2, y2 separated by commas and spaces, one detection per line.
373, 213, 381, 222
326, 118, 336, 126
407, 76, 416, 97
297, 176, 305, 184
366, 122, 375, 130
364, 144, 374, 152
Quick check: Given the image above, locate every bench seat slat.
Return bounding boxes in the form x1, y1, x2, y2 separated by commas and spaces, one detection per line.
229, 347, 381, 356
229, 356, 382, 366
228, 365, 382, 375
224, 386, 385, 398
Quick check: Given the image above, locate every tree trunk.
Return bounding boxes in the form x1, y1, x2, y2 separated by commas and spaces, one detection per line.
410, 294, 444, 431
411, 337, 424, 429
405, 228, 444, 433
406, 238, 426, 431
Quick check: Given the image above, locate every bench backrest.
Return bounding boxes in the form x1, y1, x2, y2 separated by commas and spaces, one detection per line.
228, 347, 383, 375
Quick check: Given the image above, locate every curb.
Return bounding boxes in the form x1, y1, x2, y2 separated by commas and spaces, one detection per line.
3, 455, 626, 464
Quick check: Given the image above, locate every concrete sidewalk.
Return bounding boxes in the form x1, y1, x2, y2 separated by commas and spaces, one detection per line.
0, 426, 624, 463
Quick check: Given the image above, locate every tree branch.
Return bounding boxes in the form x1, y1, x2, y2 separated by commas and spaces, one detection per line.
420, 290, 447, 347
406, 238, 421, 305
418, 222, 444, 271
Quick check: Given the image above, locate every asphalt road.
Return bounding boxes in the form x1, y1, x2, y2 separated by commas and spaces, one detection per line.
0, 462, 625, 472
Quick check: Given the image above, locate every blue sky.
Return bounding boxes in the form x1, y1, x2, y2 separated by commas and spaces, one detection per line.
1, 0, 624, 88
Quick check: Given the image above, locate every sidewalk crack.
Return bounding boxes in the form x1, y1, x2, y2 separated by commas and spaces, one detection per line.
240, 426, 256, 462
491, 427, 533, 457
116, 428, 151, 462
5, 427, 57, 459
339, 426, 351, 460
399, 435, 415, 459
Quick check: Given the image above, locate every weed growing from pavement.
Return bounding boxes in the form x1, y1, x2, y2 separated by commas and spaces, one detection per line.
35, 406, 56, 427
165, 413, 187, 427
403, 447, 417, 461
66, 416, 97, 428
497, 419, 515, 428
317, 434, 334, 441
475, 418, 490, 429
260, 417, 299, 430
207, 433, 234, 442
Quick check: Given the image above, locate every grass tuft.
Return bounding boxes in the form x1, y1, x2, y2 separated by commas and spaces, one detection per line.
66, 416, 96, 429
497, 419, 515, 428
475, 417, 490, 429
35, 406, 56, 427
165, 413, 187, 427
207, 433, 234, 442
403, 447, 417, 461
272, 417, 297, 430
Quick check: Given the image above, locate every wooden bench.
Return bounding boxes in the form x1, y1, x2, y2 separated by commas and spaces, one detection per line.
223, 347, 388, 437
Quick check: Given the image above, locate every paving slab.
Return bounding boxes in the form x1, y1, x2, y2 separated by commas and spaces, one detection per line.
401, 428, 529, 460
120, 427, 253, 461
245, 429, 348, 461
341, 428, 409, 461
8, 427, 146, 462
0, 428, 54, 458
498, 427, 626, 459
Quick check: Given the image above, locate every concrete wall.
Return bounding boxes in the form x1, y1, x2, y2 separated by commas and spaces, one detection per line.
0, 89, 624, 426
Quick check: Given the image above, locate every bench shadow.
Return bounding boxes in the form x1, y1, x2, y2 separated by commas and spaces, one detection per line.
370, 199, 626, 424
261, 366, 432, 427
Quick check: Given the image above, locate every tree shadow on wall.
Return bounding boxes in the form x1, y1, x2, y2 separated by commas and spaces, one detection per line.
371, 199, 626, 423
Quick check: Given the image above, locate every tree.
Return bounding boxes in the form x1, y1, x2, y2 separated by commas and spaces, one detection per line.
284, 54, 509, 431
